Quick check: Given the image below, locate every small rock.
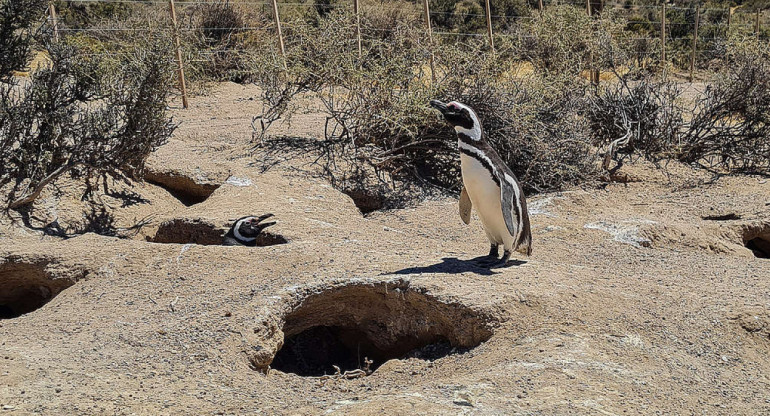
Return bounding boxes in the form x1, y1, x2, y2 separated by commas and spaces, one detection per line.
452, 390, 475, 407
3, 405, 16, 411
225, 176, 253, 187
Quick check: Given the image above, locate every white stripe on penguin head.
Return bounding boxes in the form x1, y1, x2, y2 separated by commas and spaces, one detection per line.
448, 101, 482, 141
233, 217, 257, 242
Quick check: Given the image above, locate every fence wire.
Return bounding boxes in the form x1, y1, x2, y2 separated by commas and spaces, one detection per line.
46, 0, 769, 100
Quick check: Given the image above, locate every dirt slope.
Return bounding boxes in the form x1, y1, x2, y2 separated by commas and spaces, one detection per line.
1, 83, 770, 415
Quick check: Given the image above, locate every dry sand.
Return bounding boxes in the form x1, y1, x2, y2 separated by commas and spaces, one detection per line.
1, 82, 769, 415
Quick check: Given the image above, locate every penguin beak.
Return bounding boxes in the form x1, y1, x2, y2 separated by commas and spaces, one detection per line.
253, 213, 276, 232
430, 100, 449, 114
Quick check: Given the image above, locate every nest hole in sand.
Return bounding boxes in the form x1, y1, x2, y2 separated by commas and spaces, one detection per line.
341, 188, 386, 215
150, 218, 287, 246
746, 237, 770, 259
0, 261, 78, 319
740, 223, 770, 259
145, 172, 220, 206
270, 281, 495, 377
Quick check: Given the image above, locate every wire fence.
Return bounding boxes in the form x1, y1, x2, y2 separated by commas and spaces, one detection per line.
45, 0, 769, 106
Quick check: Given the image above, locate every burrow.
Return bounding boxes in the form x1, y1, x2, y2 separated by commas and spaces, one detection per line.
341, 188, 386, 215
0, 259, 87, 319
734, 221, 770, 259
150, 218, 287, 246
144, 171, 221, 206
250, 279, 498, 377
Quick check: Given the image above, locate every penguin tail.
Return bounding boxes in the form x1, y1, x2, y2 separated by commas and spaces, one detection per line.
515, 229, 532, 256
516, 239, 532, 256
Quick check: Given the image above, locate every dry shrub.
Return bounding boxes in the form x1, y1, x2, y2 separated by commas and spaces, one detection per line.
586, 76, 684, 161
677, 35, 770, 174
0, 41, 175, 209
0, 0, 48, 79
250, 10, 597, 202
587, 35, 770, 176
507, 6, 626, 76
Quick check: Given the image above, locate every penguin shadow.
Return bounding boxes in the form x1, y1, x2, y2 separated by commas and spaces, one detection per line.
388, 256, 527, 277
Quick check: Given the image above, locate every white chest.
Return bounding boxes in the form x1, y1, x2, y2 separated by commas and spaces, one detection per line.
460, 153, 501, 213
460, 152, 513, 243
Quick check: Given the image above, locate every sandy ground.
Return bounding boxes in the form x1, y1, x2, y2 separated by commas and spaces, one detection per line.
1, 82, 770, 415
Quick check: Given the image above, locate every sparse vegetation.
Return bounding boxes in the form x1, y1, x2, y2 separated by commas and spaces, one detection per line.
3, 0, 769, 213
677, 35, 770, 174
588, 34, 770, 176
0, 0, 48, 79
1, 41, 176, 209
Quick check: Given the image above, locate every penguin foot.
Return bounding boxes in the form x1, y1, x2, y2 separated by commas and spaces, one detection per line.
473, 244, 500, 266
490, 250, 512, 269
475, 256, 499, 267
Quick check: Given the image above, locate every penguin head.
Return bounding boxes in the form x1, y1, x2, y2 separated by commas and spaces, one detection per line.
230, 214, 276, 243
430, 100, 482, 140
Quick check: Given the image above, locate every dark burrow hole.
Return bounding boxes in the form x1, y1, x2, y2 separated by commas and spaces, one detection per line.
740, 224, 770, 259
145, 173, 220, 206
341, 189, 386, 215
268, 281, 495, 377
746, 237, 770, 259
272, 326, 461, 376
150, 219, 288, 246
0, 262, 78, 319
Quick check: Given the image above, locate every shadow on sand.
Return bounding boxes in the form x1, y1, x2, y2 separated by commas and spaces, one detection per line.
387, 256, 527, 277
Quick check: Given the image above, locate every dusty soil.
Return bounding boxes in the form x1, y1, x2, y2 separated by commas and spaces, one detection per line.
1, 82, 770, 415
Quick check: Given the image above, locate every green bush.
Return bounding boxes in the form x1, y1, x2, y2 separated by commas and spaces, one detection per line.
53, 0, 132, 30
508, 6, 625, 76
0, 0, 47, 79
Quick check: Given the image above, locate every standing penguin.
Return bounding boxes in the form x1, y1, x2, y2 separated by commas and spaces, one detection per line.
223, 214, 276, 246
430, 100, 532, 267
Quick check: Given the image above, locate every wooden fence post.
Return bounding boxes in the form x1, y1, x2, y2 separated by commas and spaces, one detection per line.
756, 9, 762, 39
270, 0, 287, 69
168, 0, 188, 109
689, 4, 700, 82
354, 0, 362, 59
586, 0, 599, 85
423, 0, 435, 83
48, 3, 59, 42
660, 1, 666, 70
538, 0, 543, 13
484, 0, 494, 52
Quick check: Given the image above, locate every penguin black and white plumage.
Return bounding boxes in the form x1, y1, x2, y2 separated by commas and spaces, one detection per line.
223, 214, 276, 246
430, 100, 532, 267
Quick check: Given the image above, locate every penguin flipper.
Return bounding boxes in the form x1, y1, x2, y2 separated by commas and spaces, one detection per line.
459, 186, 472, 225
499, 174, 519, 238
222, 236, 241, 246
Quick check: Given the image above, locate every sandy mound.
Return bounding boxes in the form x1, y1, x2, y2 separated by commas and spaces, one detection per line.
2, 83, 770, 415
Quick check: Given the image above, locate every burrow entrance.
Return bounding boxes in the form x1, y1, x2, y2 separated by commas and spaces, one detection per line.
341, 188, 386, 215
150, 218, 287, 246
145, 172, 220, 206
269, 281, 496, 377
739, 223, 770, 259
746, 237, 770, 259
0, 261, 82, 319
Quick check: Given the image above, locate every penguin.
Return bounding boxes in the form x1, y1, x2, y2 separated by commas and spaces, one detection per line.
223, 214, 276, 246
430, 100, 532, 267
